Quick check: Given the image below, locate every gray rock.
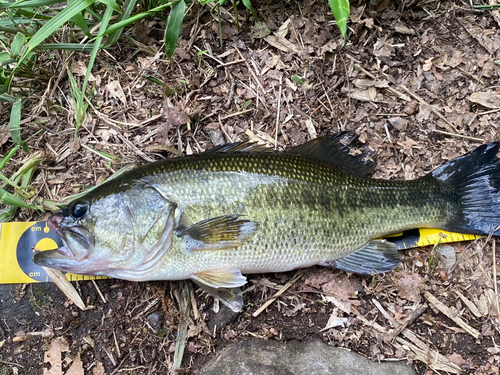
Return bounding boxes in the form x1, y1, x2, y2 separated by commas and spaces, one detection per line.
198, 339, 417, 375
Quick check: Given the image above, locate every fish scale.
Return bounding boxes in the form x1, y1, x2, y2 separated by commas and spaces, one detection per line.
133, 152, 448, 278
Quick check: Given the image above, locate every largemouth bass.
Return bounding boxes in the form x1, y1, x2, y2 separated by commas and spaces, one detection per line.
34, 133, 500, 311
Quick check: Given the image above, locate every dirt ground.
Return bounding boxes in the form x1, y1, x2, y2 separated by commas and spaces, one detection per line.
1, 0, 500, 374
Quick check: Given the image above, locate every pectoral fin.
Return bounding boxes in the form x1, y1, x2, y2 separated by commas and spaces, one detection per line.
177, 215, 258, 253
191, 268, 247, 312
322, 240, 400, 275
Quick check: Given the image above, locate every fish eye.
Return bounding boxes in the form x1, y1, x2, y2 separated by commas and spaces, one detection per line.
70, 201, 89, 219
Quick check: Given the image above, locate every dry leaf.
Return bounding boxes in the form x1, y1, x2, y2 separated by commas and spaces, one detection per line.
92, 362, 106, 375
343, 87, 378, 102
66, 353, 84, 375
107, 80, 127, 106
43, 337, 69, 375
447, 352, 469, 367
321, 274, 362, 303
305, 119, 317, 139
469, 92, 500, 109
264, 35, 300, 54
71, 60, 96, 81
157, 100, 190, 145
321, 308, 348, 331
395, 273, 423, 302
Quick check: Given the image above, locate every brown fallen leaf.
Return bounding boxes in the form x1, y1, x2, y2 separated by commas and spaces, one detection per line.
321, 274, 362, 303
469, 92, 500, 109
264, 35, 300, 54
92, 361, 105, 375
106, 80, 127, 106
394, 273, 424, 303
43, 337, 69, 375
66, 353, 84, 375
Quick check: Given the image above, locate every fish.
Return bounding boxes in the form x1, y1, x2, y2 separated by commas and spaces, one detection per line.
33, 132, 500, 311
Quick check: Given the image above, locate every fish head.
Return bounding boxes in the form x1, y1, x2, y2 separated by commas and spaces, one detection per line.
33, 192, 135, 275
33, 185, 175, 279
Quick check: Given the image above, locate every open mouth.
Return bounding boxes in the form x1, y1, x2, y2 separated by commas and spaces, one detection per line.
47, 213, 64, 237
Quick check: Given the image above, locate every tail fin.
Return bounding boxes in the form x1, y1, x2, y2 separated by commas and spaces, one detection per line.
433, 142, 500, 236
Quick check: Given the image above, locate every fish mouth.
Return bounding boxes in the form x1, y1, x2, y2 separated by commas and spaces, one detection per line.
33, 246, 74, 266
33, 213, 94, 269
47, 213, 64, 238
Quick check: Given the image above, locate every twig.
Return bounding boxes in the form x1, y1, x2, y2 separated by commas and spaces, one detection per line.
387, 305, 427, 342
423, 291, 480, 339
219, 109, 253, 121
234, 46, 267, 97
455, 290, 484, 318
92, 279, 107, 303
224, 81, 236, 109
355, 64, 410, 101
479, 108, 500, 116
432, 129, 483, 142
275, 77, 283, 149
216, 59, 246, 68
398, 85, 459, 133
493, 239, 500, 320
252, 270, 305, 317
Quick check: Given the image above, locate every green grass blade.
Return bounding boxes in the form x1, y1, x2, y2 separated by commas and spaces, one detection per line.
67, 0, 91, 37
106, 0, 137, 46
102, 2, 172, 36
328, 0, 349, 39
9, 96, 22, 145
165, 0, 186, 59
10, 32, 26, 57
0, 188, 38, 209
1, 0, 97, 94
0, 145, 20, 172
7, 0, 64, 8
36, 43, 104, 51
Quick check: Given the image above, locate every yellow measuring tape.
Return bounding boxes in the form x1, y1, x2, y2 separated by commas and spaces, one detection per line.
0, 221, 107, 284
0, 221, 481, 284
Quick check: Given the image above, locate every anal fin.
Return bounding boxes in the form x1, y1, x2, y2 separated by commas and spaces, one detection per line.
192, 268, 247, 288
192, 280, 243, 312
191, 267, 247, 312
322, 240, 400, 275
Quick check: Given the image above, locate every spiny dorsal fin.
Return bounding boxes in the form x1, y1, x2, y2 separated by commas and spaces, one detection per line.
206, 141, 272, 153
289, 132, 377, 177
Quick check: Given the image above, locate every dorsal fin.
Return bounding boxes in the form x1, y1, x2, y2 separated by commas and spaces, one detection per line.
206, 141, 272, 153
289, 132, 377, 177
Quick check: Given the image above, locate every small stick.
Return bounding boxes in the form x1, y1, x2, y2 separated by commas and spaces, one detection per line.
374, 113, 409, 117
252, 270, 305, 317
388, 305, 427, 342
423, 291, 480, 339
321, 84, 335, 113
398, 85, 458, 132
355, 64, 410, 101
92, 279, 107, 303
235, 46, 267, 97
219, 109, 253, 121
493, 239, 500, 319
478, 108, 500, 116
224, 81, 236, 109
432, 129, 483, 142
275, 77, 283, 149
113, 330, 121, 358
